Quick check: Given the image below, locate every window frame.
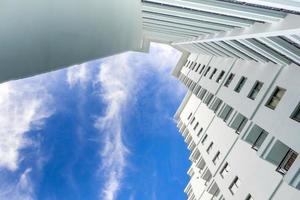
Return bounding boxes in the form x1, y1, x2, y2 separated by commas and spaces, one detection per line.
265, 87, 286, 110
290, 102, 300, 122
248, 81, 264, 100
224, 73, 235, 87
234, 76, 247, 93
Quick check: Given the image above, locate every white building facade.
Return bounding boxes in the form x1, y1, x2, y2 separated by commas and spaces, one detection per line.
165, 1, 300, 200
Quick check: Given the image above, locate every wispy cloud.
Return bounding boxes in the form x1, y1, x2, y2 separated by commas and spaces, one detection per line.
0, 80, 53, 171
94, 53, 135, 200
93, 43, 184, 200
67, 63, 91, 88
0, 77, 54, 200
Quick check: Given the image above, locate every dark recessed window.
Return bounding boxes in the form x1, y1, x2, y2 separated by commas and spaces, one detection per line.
201, 134, 208, 145
248, 81, 264, 100
290, 102, 300, 123
187, 112, 192, 120
192, 62, 197, 70
193, 122, 199, 130
197, 128, 203, 137
195, 64, 201, 72
216, 70, 225, 83
265, 87, 286, 110
220, 162, 230, 178
224, 73, 235, 87
206, 142, 213, 154
245, 194, 254, 200
212, 151, 220, 165
229, 176, 241, 195
203, 66, 211, 76
209, 68, 217, 79
199, 65, 206, 74
234, 76, 247, 93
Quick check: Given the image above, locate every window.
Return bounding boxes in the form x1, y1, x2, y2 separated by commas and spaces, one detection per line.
216, 70, 225, 83
185, 60, 190, 67
212, 151, 220, 165
201, 134, 208, 144
197, 128, 203, 137
219, 104, 233, 122
234, 76, 247, 93
276, 149, 298, 175
266, 87, 286, 110
290, 102, 300, 122
206, 142, 213, 154
209, 68, 217, 79
187, 113, 192, 120
245, 194, 254, 200
224, 73, 235, 87
229, 177, 241, 195
188, 62, 193, 69
190, 117, 195, 124
198, 89, 207, 100
248, 81, 263, 100
199, 65, 206, 74
220, 162, 230, 178
193, 122, 199, 130
192, 62, 197, 70
195, 64, 201, 72
203, 66, 211, 76
211, 98, 222, 113
204, 93, 214, 105
252, 130, 268, 151
231, 113, 248, 134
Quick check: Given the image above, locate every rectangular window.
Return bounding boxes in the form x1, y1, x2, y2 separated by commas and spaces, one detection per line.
203, 66, 211, 76
219, 104, 233, 122
188, 62, 193, 69
209, 68, 217, 79
229, 177, 241, 195
190, 117, 195, 125
193, 122, 199, 131
216, 70, 225, 83
187, 113, 192, 120
220, 162, 230, 178
248, 81, 264, 100
246, 194, 254, 200
204, 93, 214, 106
198, 89, 207, 100
211, 98, 223, 113
234, 76, 247, 93
252, 130, 268, 151
231, 113, 248, 134
266, 87, 286, 110
197, 128, 203, 137
185, 60, 190, 68
206, 142, 213, 154
201, 134, 208, 145
290, 102, 300, 122
195, 64, 201, 72
192, 62, 197, 70
199, 65, 206, 74
276, 149, 298, 175
212, 151, 220, 165
224, 73, 235, 87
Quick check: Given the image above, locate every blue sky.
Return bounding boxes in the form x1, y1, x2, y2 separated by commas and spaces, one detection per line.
0, 43, 189, 200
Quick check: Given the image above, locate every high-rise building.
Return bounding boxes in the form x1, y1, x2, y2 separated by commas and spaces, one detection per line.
1, 1, 300, 199
169, 1, 300, 199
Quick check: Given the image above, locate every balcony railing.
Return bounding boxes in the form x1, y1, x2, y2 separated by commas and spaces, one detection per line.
276, 149, 298, 175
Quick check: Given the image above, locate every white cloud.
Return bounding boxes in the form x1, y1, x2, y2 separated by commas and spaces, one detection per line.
0, 80, 53, 171
95, 54, 134, 200
94, 43, 185, 200
67, 63, 91, 88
